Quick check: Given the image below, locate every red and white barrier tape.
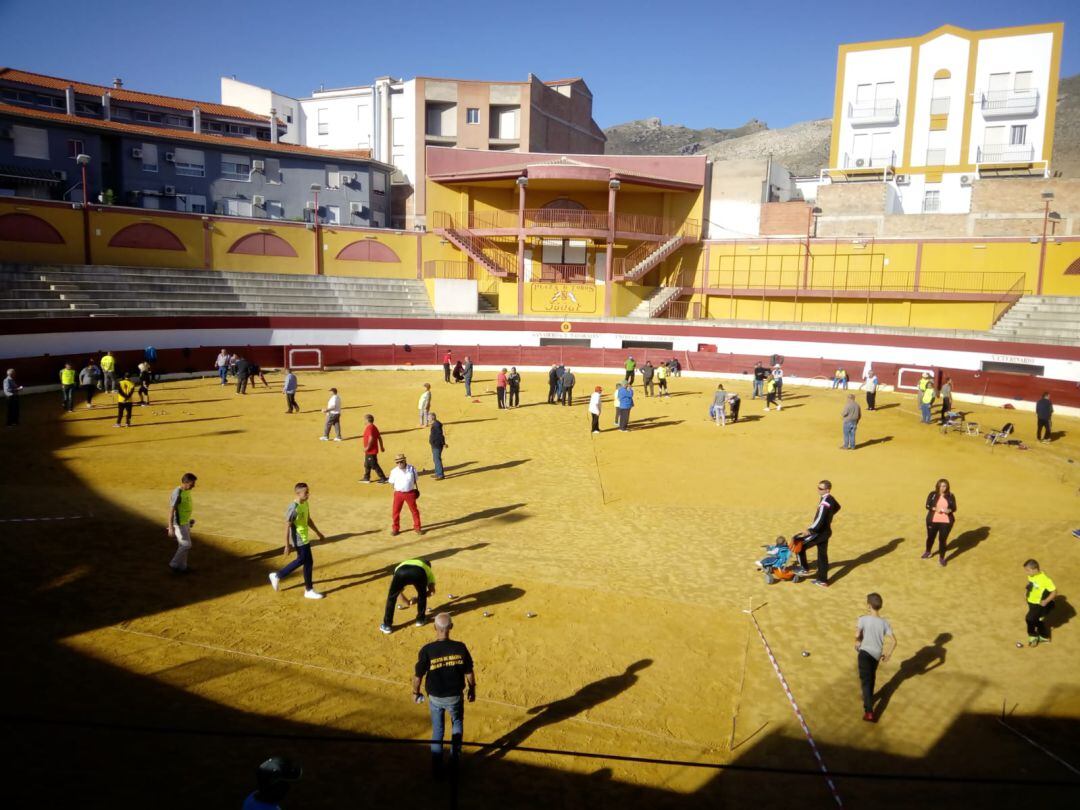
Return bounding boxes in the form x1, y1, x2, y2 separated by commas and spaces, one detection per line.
748, 610, 844, 807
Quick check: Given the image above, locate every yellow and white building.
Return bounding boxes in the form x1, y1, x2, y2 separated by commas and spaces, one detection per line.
825, 23, 1063, 214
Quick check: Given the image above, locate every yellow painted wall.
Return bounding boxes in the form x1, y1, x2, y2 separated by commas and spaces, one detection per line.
322, 228, 420, 279
609, 282, 651, 317
522, 281, 601, 316
0, 199, 84, 264
704, 294, 996, 329
90, 208, 203, 269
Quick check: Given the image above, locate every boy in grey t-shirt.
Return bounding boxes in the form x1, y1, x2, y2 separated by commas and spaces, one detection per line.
855, 592, 896, 723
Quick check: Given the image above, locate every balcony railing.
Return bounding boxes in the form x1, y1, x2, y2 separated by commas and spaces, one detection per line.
976, 145, 1036, 165
925, 148, 947, 165
980, 88, 1039, 117
536, 264, 593, 284
423, 260, 474, 280
432, 209, 699, 240
841, 151, 896, 170
848, 99, 900, 126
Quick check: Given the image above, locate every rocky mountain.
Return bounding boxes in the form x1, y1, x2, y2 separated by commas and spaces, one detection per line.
604, 73, 1079, 178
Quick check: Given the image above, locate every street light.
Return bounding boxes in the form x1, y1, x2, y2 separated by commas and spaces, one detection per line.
75, 153, 91, 208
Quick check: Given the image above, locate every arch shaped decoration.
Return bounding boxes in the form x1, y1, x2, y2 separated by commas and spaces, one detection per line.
933, 69, 952, 80
227, 232, 298, 257
335, 240, 400, 262
0, 212, 65, 244
1065, 257, 1080, 276
541, 198, 586, 211
108, 222, 186, 251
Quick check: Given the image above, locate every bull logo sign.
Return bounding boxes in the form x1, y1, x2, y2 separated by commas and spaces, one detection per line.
532, 283, 597, 313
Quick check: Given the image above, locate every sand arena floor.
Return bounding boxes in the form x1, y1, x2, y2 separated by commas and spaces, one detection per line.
3, 368, 1080, 808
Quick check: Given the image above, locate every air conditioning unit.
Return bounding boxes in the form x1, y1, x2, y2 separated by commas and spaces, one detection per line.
349, 201, 364, 215
253, 195, 265, 207
131, 147, 142, 158
959, 175, 973, 187
164, 151, 175, 162
305, 201, 317, 210
251, 159, 265, 172
163, 185, 176, 196
895, 174, 910, 185
339, 173, 352, 186
854, 158, 866, 168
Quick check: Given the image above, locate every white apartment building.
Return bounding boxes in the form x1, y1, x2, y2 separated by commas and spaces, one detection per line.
824, 23, 1063, 214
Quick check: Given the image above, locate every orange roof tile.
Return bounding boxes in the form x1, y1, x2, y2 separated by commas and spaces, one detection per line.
0, 68, 272, 123
0, 101, 380, 164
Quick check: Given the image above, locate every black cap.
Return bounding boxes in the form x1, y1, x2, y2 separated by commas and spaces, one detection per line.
257, 756, 302, 788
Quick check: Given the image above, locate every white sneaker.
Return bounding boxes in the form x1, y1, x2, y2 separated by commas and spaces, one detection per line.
269, 572, 280, 591
319, 436, 329, 441
777, 405, 783, 410
304, 589, 324, 600
333, 437, 342, 442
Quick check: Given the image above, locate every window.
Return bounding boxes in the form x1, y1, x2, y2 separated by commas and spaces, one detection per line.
226, 124, 250, 136
1014, 71, 1033, 91
466, 107, 479, 124
173, 147, 205, 177
392, 117, 405, 147
373, 171, 386, 194
491, 106, 520, 139
67, 139, 84, 159
134, 110, 163, 124
206, 122, 224, 133
38, 94, 64, 110
222, 198, 253, 217
264, 158, 281, 183
112, 106, 131, 119
142, 195, 160, 210
326, 166, 340, 188
357, 103, 369, 121
2, 88, 36, 105
1010, 125, 1027, 146
266, 200, 285, 219
13, 126, 49, 159
220, 154, 251, 181
541, 239, 588, 265
75, 101, 100, 115
141, 143, 159, 173
325, 205, 341, 225
285, 107, 294, 124
178, 193, 207, 213
925, 130, 947, 165
317, 108, 328, 136
922, 190, 941, 213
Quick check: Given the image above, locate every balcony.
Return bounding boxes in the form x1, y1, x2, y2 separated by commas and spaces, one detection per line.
847, 98, 900, 126
976, 145, 1036, 165
433, 208, 699, 241
980, 88, 1039, 118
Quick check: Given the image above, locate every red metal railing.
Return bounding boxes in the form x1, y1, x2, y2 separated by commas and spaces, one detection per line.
423, 260, 474, 280
536, 264, 594, 284
432, 209, 700, 240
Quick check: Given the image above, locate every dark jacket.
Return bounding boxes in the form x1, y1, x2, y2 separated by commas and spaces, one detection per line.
429, 420, 446, 448
1036, 398, 1053, 420
235, 359, 251, 377
548, 367, 559, 385
507, 372, 520, 390
562, 372, 576, 389
808, 494, 840, 539
641, 364, 654, 382
924, 491, 957, 526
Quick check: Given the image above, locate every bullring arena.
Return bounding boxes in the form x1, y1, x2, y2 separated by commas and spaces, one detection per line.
4, 320, 1079, 808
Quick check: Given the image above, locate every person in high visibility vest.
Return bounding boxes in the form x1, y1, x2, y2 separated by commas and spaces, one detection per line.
115, 373, 136, 427
100, 351, 116, 393
380, 558, 436, 634
167, 472, 198, 574
919, 382, 936, 424
269, 482, 327, 600
59, 363, 76, 412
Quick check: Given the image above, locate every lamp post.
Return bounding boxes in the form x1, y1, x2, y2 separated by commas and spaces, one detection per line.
76, 153, 92, 264
310, 183, 322, 275
605, 178, 620, 317
516, 175, 528, 315
1037, 190, 1053, 295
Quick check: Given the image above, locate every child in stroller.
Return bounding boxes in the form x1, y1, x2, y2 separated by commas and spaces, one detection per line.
754, 534, 807, 584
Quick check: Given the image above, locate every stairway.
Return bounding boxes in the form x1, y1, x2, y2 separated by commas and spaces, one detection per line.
0, 264, 435, 318
988, 295, 1080, 345
436, 227, 515, 278
614, 235, 688, 283
627, 285, 686, 318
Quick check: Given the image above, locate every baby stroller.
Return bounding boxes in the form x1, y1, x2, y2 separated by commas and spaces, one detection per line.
754, 536, 806, 584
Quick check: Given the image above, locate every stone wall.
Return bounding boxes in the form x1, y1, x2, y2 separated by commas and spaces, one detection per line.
759, 201, 811, 236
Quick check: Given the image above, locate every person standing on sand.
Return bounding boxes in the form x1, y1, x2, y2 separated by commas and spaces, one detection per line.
283, 368, 300, 414
922, 478, 956, 567
547, 364, 559, 404
429, 414, 447, 479
389, 453, 422, 536
841, 394, 861, 450
616, 382, 634, 431
321, 388, 342, 441
215, 349, 229, 387
268, 482, 326, 600
361, 414, 389, 484
561, 368, 576, 406
507, 367, 521, 408
100, 350, 117, 393
496, 369, 507, 410
418, 383, 432, 425
641, 361, 655, 397
462, 357, 474, 398
797, 480, 840, 588
656, 362, 669, 397
855, 592, 896, 723
167, 472, 197, 574
115, 373, 136, 427
753, 362, 767, 399
612, 382, 623, 428
711, 384, 728, 426
939, 378, 953, 423
413, 613, 475, 779
79, 359, 100, 409
588, 386, 602, 434
5, 368, 23, 427
1036, 392, 1054, 443
865, 369, 878, 411
624, 356, 636, 386
442, 350, 452, 384
59, 363, 76, 413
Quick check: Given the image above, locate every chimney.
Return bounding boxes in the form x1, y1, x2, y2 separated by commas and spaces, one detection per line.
192, 106, 201, 133
112, 77, 123, 89
65, 85, 76, 116
269, 108, 278, 143
101, 91, 111, 121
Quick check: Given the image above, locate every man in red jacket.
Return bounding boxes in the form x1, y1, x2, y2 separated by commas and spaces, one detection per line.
361, 414, 389, 484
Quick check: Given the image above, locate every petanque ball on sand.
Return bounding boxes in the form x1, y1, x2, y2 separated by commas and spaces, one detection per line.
1016, 642, 1024, 648
448, 594, 458, 599
801, 650, 810, 657
526, 612, 537, 618
482, 611, 492, 618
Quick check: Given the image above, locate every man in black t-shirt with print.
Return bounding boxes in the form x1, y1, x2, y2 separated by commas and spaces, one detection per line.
413, 613, 476, 777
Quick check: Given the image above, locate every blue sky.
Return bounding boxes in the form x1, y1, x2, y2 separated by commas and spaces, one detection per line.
1, 0, 1077, 131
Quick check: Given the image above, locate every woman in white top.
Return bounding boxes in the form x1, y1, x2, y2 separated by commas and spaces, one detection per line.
588, 386, 602, 434
418, 383, 432, 426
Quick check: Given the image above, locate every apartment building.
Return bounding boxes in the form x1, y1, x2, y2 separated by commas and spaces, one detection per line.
222, 74, 606, 228
824, 23, 1063, 214
0, 68, 392, 227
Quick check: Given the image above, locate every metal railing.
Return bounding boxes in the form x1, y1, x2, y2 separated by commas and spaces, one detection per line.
847, 99, 900, 120
432, 209, 699, 240
423, 260, 474, 280
535, 264, 593, 284
980, 88, 1039, 113
659, 299, 693, 319
842, 151, 896, 169
991, 273, 1026, 326
976, 145, 1036, 164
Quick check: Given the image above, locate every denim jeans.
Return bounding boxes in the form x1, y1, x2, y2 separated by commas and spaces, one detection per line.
857, 650, 879, 713
431, 445, 444, 477
920, 402, 932, 423
464, 377, 472, 397
752, 379, 763, 398
277, 543, 313, 590
218, 366, 228, 385
428, 694, 464, 755
842, 421, 857, 449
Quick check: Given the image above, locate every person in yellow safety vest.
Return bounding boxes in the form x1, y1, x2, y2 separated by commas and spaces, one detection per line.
115, 373, 137, 427
167, 472, 198, 573
100, 351, 116, 393
765, 376, 782, 412
59, 363, 76, 412
380, 558, 436, 634
919, 382, 936, 424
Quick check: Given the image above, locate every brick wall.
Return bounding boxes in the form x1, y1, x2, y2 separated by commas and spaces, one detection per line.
883, 214, 969, 237
816, 182, 889, 216
972, 178, 1080, 215
759, 201, 811, 236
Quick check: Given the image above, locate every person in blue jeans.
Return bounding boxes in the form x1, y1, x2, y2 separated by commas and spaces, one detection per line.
429, 413, 447, 479
268, 483, 326, 600
616, 382, 635, 431
841, 394, 861, 450
462, 356, 473, 397
413, 613, 476, 779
